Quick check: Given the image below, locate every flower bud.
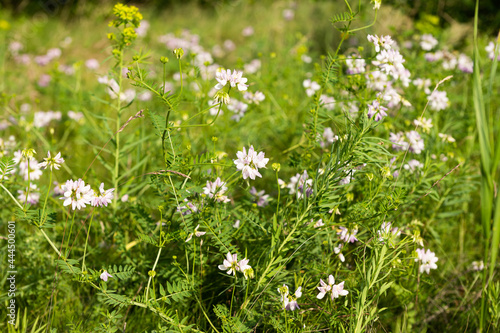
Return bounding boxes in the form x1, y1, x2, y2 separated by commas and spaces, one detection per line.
173, 48, 184, 59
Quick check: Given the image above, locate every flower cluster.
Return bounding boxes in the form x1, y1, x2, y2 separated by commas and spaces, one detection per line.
337, 226, 358, 243
278, 284, 302, 311
218, 252, 253, 279
60, 179, 114, 210
317, 275, 349, 301
214, 69, 248, 92
389, 131, 425, 154
234, 146, 269, 180
415, 248, 438, 274
203, 177, 230, 203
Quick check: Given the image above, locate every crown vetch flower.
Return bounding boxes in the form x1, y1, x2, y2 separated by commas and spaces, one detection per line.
317, 275, 348, 301
218, 252, 239, 276
60, 179, 94, 210
415, 248, 438, 274
278, 284, 302, 311
185, 224, 206, 242
100, 270, 113, 282
91, 183, 115, 207
203, 177, 230, 203
38, 151, 65, 170
234, 145, 269, 180
215, 68, 248, 91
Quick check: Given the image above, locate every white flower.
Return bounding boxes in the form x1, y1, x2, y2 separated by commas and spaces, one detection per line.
317, 275, 348, 300
91, 183, 114, 207
413, 117, 433, 133
218, 252, 239, 276
389, 132, 409, 151
337, 226, 358, 243
377, 222, 401, 246
346, 55, 366, 74
367, 35, 394, 53
238, 258, 253, 279
60, 179, 95, 210
486, 41, 500, 61
278, 284, 302, 311
287, 170, 313, 198
413, 78, 432, 94
243, 91, 265, 104
303, 79, 321, 97
372, 49, 407, 80
227, 99, 248, 122
313, 219, 325, 228
215, 69, 248, 91
185, 224, 206, 242
321, 127, 338, 148
100, 270, 113, 282
427, 90, 449, 111
17, 183, 40, 205
471, 261, 484, 271
438, 133, 456, 143
334, 245, 345, 262
406, 130, 425, 154
415, 248, 438, 274
234, 146, 269, 180
250, 187, 270, 207
203, 177, 230, 203
38, 151, 64, 170
420, 34, 438, 51
319, 95, 336, 111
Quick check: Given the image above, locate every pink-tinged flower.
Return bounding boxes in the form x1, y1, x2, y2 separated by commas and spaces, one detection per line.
234, 145, 269, 180
100, 270, 113, 282
238, 258, 253, 279
415, 248, 438, 274
420, 34, 438, 51
250, 187, 270, 207
313, 218, 324, 228
17, 183, 40, 205
38, 151, 65, 170
218, 252, 239, 276
203, 177, 230, 203
60, 179, 94, 210
185, 225, 206, 242
367, 35, 394, 53
337, 226, 358, 243
303, 79, 321, 97
367, 99, 388, 121
278, 284, 302, 311
91, 183, 114, 207
317, 275, 348, 301
427, 90, 449, 111
215, 69, 248, 91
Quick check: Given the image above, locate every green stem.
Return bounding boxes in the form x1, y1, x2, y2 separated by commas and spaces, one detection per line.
81, 209, 96, 272
41, 169, 53, 226
145, 247, 162, 304
0, 183, 24, 210
112, 49, 124, 211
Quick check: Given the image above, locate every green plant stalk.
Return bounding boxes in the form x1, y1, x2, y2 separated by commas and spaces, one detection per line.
112, 48, 124, 211
65, 211, 76, 255
0, 183, 24, 211
145, 247, 162, 304
23, 157, 31, 212
40, 168, 53, 226
81, 209, 95, 272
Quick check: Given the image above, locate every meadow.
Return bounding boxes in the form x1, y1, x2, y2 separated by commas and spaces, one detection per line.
0, 0, 499, 331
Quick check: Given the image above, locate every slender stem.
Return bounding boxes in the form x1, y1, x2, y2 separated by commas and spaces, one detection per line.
81, 209, 96, 272
65, 211, 76, 255
24, 158, 31, 212
40, 228, 63, 258
0, 183, 24, 210
145, 247, 162, 304
112, 49, 124, 211
229, 280, 237, 316
41, 169, 53, 226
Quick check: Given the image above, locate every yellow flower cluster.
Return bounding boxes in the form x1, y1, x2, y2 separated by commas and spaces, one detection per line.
109, 3, 143, 28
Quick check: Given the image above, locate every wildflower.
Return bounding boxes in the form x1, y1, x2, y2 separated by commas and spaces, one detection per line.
100, 270, 113, 282
38, 151, 64, 170
282, 8, 295, 21
337, 226, 358, 243
317, 275, 348, 300
404, 159, 424, 173
203, 177, 230, 203
234, 145, 269, 180
377, 222, 401, 246
413, 78, 432, 94
438, 133, 456, 143
427, 90, 449, 111
415, 248, 438, 274
215, 69, 248, 91
287, 170, 313, 198
389, 132, 409, 151
471, 261, 484, 271
457, 54, 473, 73
250, 187, 270, 207
278, 284, 302, 311
17, 183, 40, 205
486, 41, 500, 61
60, 179, 95, 210
367, 100, 388, 121
367, 35, 394, 53
242, 26, 254, 37
321, 127, 338, 148
91, 183, 115, 207
406, 130, 425, 154
313, 218, 325, 228
243, 91, 265, 104
372, 0, 382, 10
232, 220, 240, 228
68, 111, 84, 121
413, 117, 433, 133
372, 49, 407, 80
214, 90, 230, 105
319, 95, 336, 110
303, 79, 320, 97
218, 252, 239, 276
227, 99, 248, 122
244, 59, 261, 74
334, 245, 345, 262
345, 55, 366, 74
420, 34, 438, 51
185, 224, 206, 242
238, 258, 253, 279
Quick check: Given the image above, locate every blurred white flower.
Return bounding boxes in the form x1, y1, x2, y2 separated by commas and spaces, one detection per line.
415, 248, 438, 274
38, 151, 65, 171
234, 145, 269, 180
317, 275, 348, 300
